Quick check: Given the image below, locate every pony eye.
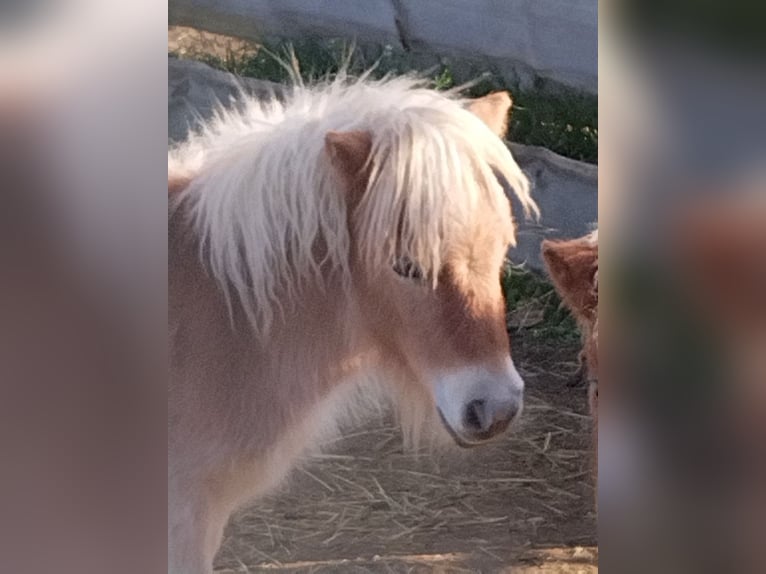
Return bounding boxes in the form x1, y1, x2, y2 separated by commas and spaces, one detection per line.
392, 256, 424, 281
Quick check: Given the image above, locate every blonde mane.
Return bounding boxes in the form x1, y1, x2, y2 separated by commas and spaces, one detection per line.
169, 75, 537, 333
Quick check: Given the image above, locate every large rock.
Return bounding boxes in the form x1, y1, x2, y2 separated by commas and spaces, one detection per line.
169, 57, 284, 143
168, 57, 597, 271
507, 143, 597, 271
169, 0, 597, 93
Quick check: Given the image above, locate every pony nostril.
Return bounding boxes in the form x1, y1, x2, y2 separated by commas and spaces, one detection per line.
463, 398, 519, 438
464, 399, 488, 432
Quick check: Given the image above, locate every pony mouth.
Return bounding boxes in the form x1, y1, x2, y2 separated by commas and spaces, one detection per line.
437, 408, 501, 448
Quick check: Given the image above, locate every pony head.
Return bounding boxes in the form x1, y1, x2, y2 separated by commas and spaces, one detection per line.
324, 91, 532, 447
175, 77, 538, 448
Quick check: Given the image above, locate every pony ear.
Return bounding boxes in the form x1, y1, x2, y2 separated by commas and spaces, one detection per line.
542, 238, 598, 321
467, 91, 513, 138
325, 130, 373, 182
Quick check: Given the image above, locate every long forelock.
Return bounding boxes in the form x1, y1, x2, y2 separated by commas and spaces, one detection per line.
357, 105, 533, 285
169, 74, 536, 334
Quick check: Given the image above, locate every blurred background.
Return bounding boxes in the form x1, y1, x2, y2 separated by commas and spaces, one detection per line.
0, 2, 167, 574
601, 1, 766, 573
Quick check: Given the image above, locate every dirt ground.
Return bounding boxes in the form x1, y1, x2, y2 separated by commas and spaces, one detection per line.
212, 334, 597, 573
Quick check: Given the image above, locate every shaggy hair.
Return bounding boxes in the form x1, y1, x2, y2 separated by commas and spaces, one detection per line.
169, 74, 537, 333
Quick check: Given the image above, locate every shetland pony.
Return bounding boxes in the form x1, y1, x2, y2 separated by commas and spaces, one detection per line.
168, 75, 537, 573
542, 231, 599, 472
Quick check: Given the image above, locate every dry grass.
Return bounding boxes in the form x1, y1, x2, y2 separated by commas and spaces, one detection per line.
214, 334, 596, 572
215, 546, 597, 573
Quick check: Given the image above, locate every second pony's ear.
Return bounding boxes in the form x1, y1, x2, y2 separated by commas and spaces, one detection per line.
467, 91, 513, 138
542, 237, 599, 321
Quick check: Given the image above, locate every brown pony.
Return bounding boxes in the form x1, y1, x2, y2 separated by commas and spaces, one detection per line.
541, 231, 599, 467
168, 76, 538, 573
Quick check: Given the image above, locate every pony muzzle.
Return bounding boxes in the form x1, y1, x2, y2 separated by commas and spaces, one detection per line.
432, 359, 524, 447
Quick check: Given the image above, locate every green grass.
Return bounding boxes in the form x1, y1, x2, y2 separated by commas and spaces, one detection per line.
171, 38, 597, 164
501, 262, 581, 343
